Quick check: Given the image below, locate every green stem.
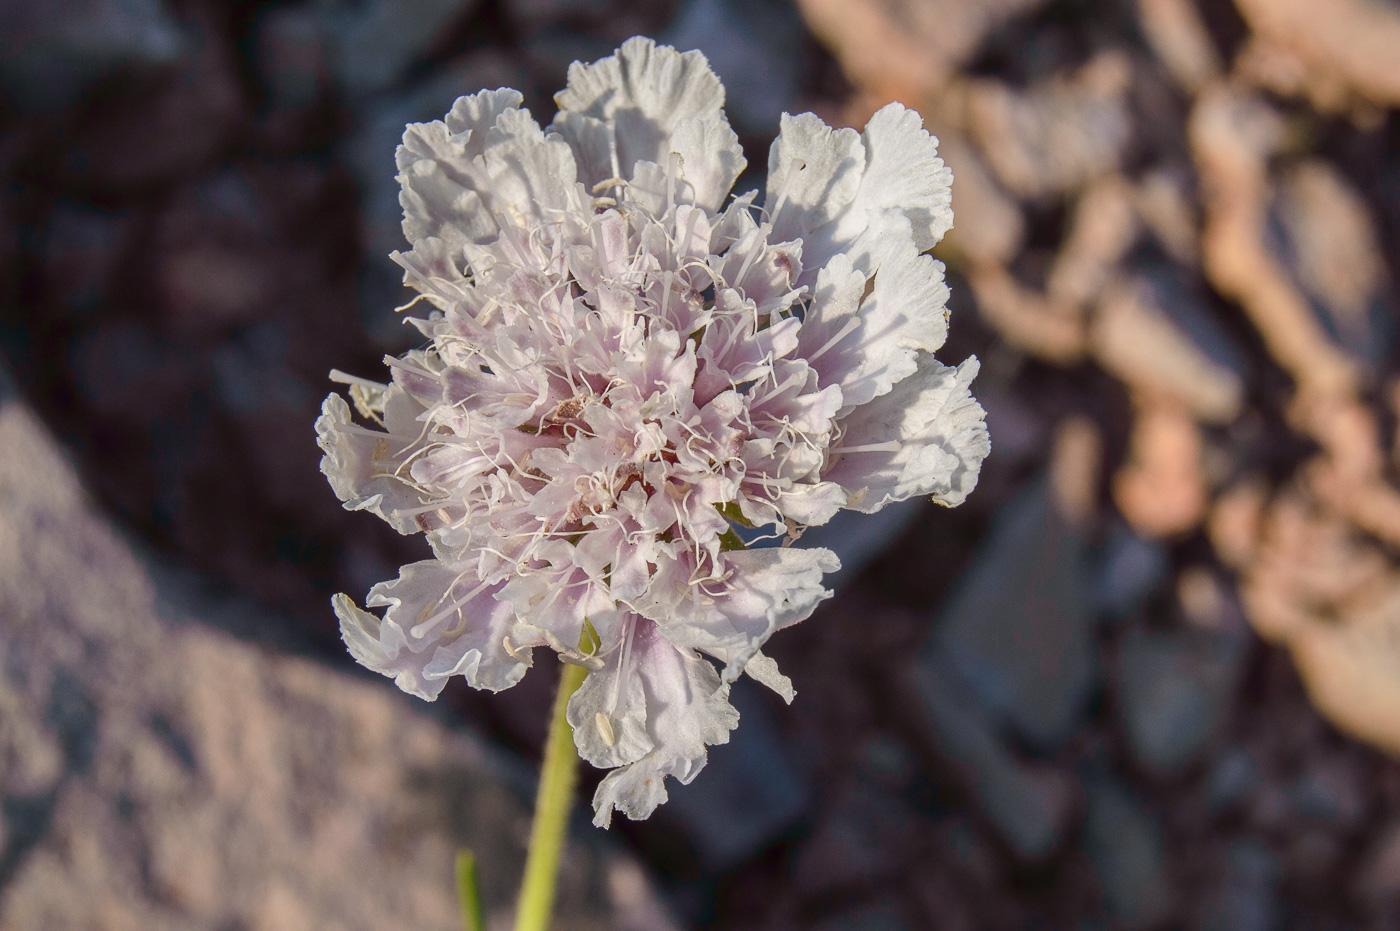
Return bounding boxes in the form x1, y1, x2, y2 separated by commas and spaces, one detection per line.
513, 660, 588, 931
456, 850, 485, 931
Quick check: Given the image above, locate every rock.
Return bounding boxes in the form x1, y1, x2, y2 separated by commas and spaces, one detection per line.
38, 199, 133, 318
1082, 779, 1175, 928
1353, 818, 1400, 909
659, 678, 810, 873
909, 650, 1077, 860
0, 0, 185, 114
0, 401, 664, 930
317, 0, 482, 99
1094, 522, 1169, 623
935, 481, 1098, 752
1195, 839, 1280, 931
792, 777, 924, 894
1205, 747, 1260, 814
253, 4, 329, 116
791, 497, 926, 588
56, 11, 247, 192
663, 0, 802, 135
1115, 625, 1244, 777
815, 901, 913, 931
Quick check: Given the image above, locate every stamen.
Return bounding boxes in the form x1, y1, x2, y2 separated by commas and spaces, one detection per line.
595, 712, 617, 747
832, 441, 902, 454
809, 316, 863, 361
413, 579, 492, 638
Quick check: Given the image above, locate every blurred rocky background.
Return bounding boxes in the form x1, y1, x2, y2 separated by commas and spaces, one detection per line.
2, 0, 1400, 928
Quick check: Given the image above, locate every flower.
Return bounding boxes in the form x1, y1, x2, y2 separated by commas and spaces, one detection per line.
318, 37, 989, 826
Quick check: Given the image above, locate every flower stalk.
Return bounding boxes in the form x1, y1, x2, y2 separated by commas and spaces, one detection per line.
514, 661, 589, 931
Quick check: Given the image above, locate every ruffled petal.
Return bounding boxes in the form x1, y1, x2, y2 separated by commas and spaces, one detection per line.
660, 547, 840, 681
586, 618, 739, 827
825, 356, 990, 513
397, 93, 579, 266
767, 103, 952, 283
553, 36, 727, 182
334, 560, 529, 701
743, 649, 795, 703
315, 392, 426, 534
797, 227, 950, 410
397, 88, 522, 252
628, 116, 747, 215
567, 615, 654, 770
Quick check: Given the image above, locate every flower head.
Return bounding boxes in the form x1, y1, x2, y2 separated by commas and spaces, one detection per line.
318, 37, 989, 826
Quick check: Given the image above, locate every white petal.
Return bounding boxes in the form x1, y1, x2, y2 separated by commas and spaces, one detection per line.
567, 616, 653, 770
669, 116, 746, 212
397, 95, 580, 260
766, 112, 863, 270
397, 88, 522, 250
348, 560, 529, 696
743, 649, 795, 703
798, 228, 950, 410
774, 480, 848, 526
767, 103, 952, 283
661, 547, 839, 682
588, 618, 739, 827
853, 103, 954, 251
315, 392, 425, 534
553, 36, 727, 181
479, 108, 580, 221
826, 356, 990, 513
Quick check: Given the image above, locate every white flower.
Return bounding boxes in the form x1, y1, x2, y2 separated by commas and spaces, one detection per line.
318, 37, 989, 826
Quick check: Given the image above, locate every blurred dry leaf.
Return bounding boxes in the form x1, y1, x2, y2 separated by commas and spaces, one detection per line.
1049, 416, 1103, 528
1208, 478, 1269, 571
968, 52, 1133, 200
1233, 0, 1400, 109
1136, 0, 1222, 94
795, 0, 1050, 102
1290, 581, 1400, 758
1091, 275, 1244, 425
1111, 397, 1208, 538
1046, 176, 1138, 312
968, 264, 1087, 364
1190, 85, 1358, 398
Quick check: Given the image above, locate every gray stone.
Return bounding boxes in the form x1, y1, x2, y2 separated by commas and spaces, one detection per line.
1196, 839, 1281, 931
0, 0, 185, 113
816, 901, 913, 931
1205, 747, 1260, 814
1094, 522, 1169, 622
788, 497, 926, 589
254, 4, 328, 114
911, 650, 1077, 860
663, 0, 802, 135
661, 677, 810, 872
1082, 779, 1174, 928
317, 0, 481, 99
1116, 625, 1244, 777
0, 402, 671, 930
935, 481, 1098, 752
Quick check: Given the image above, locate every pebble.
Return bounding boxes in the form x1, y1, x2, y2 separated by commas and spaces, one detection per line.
935, 481, 1099, 752
1082, 778, 1175, 928
1116, 625, 1244, 777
